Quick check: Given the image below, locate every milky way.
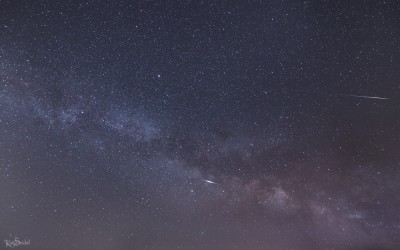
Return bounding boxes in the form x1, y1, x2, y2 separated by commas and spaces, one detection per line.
1, 1, 400, 250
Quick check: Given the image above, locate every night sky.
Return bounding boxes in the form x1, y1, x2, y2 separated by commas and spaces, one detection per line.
1, 1, 400, 249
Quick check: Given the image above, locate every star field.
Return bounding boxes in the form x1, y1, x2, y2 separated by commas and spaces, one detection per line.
1, 1, 400, 249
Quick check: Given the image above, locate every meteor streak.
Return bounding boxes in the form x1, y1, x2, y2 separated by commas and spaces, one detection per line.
340, 94, 389, 100
203, 180, 217, 184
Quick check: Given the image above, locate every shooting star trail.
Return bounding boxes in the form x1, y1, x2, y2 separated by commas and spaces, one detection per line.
339, 94, 389, 100
203, 180, 217, 184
